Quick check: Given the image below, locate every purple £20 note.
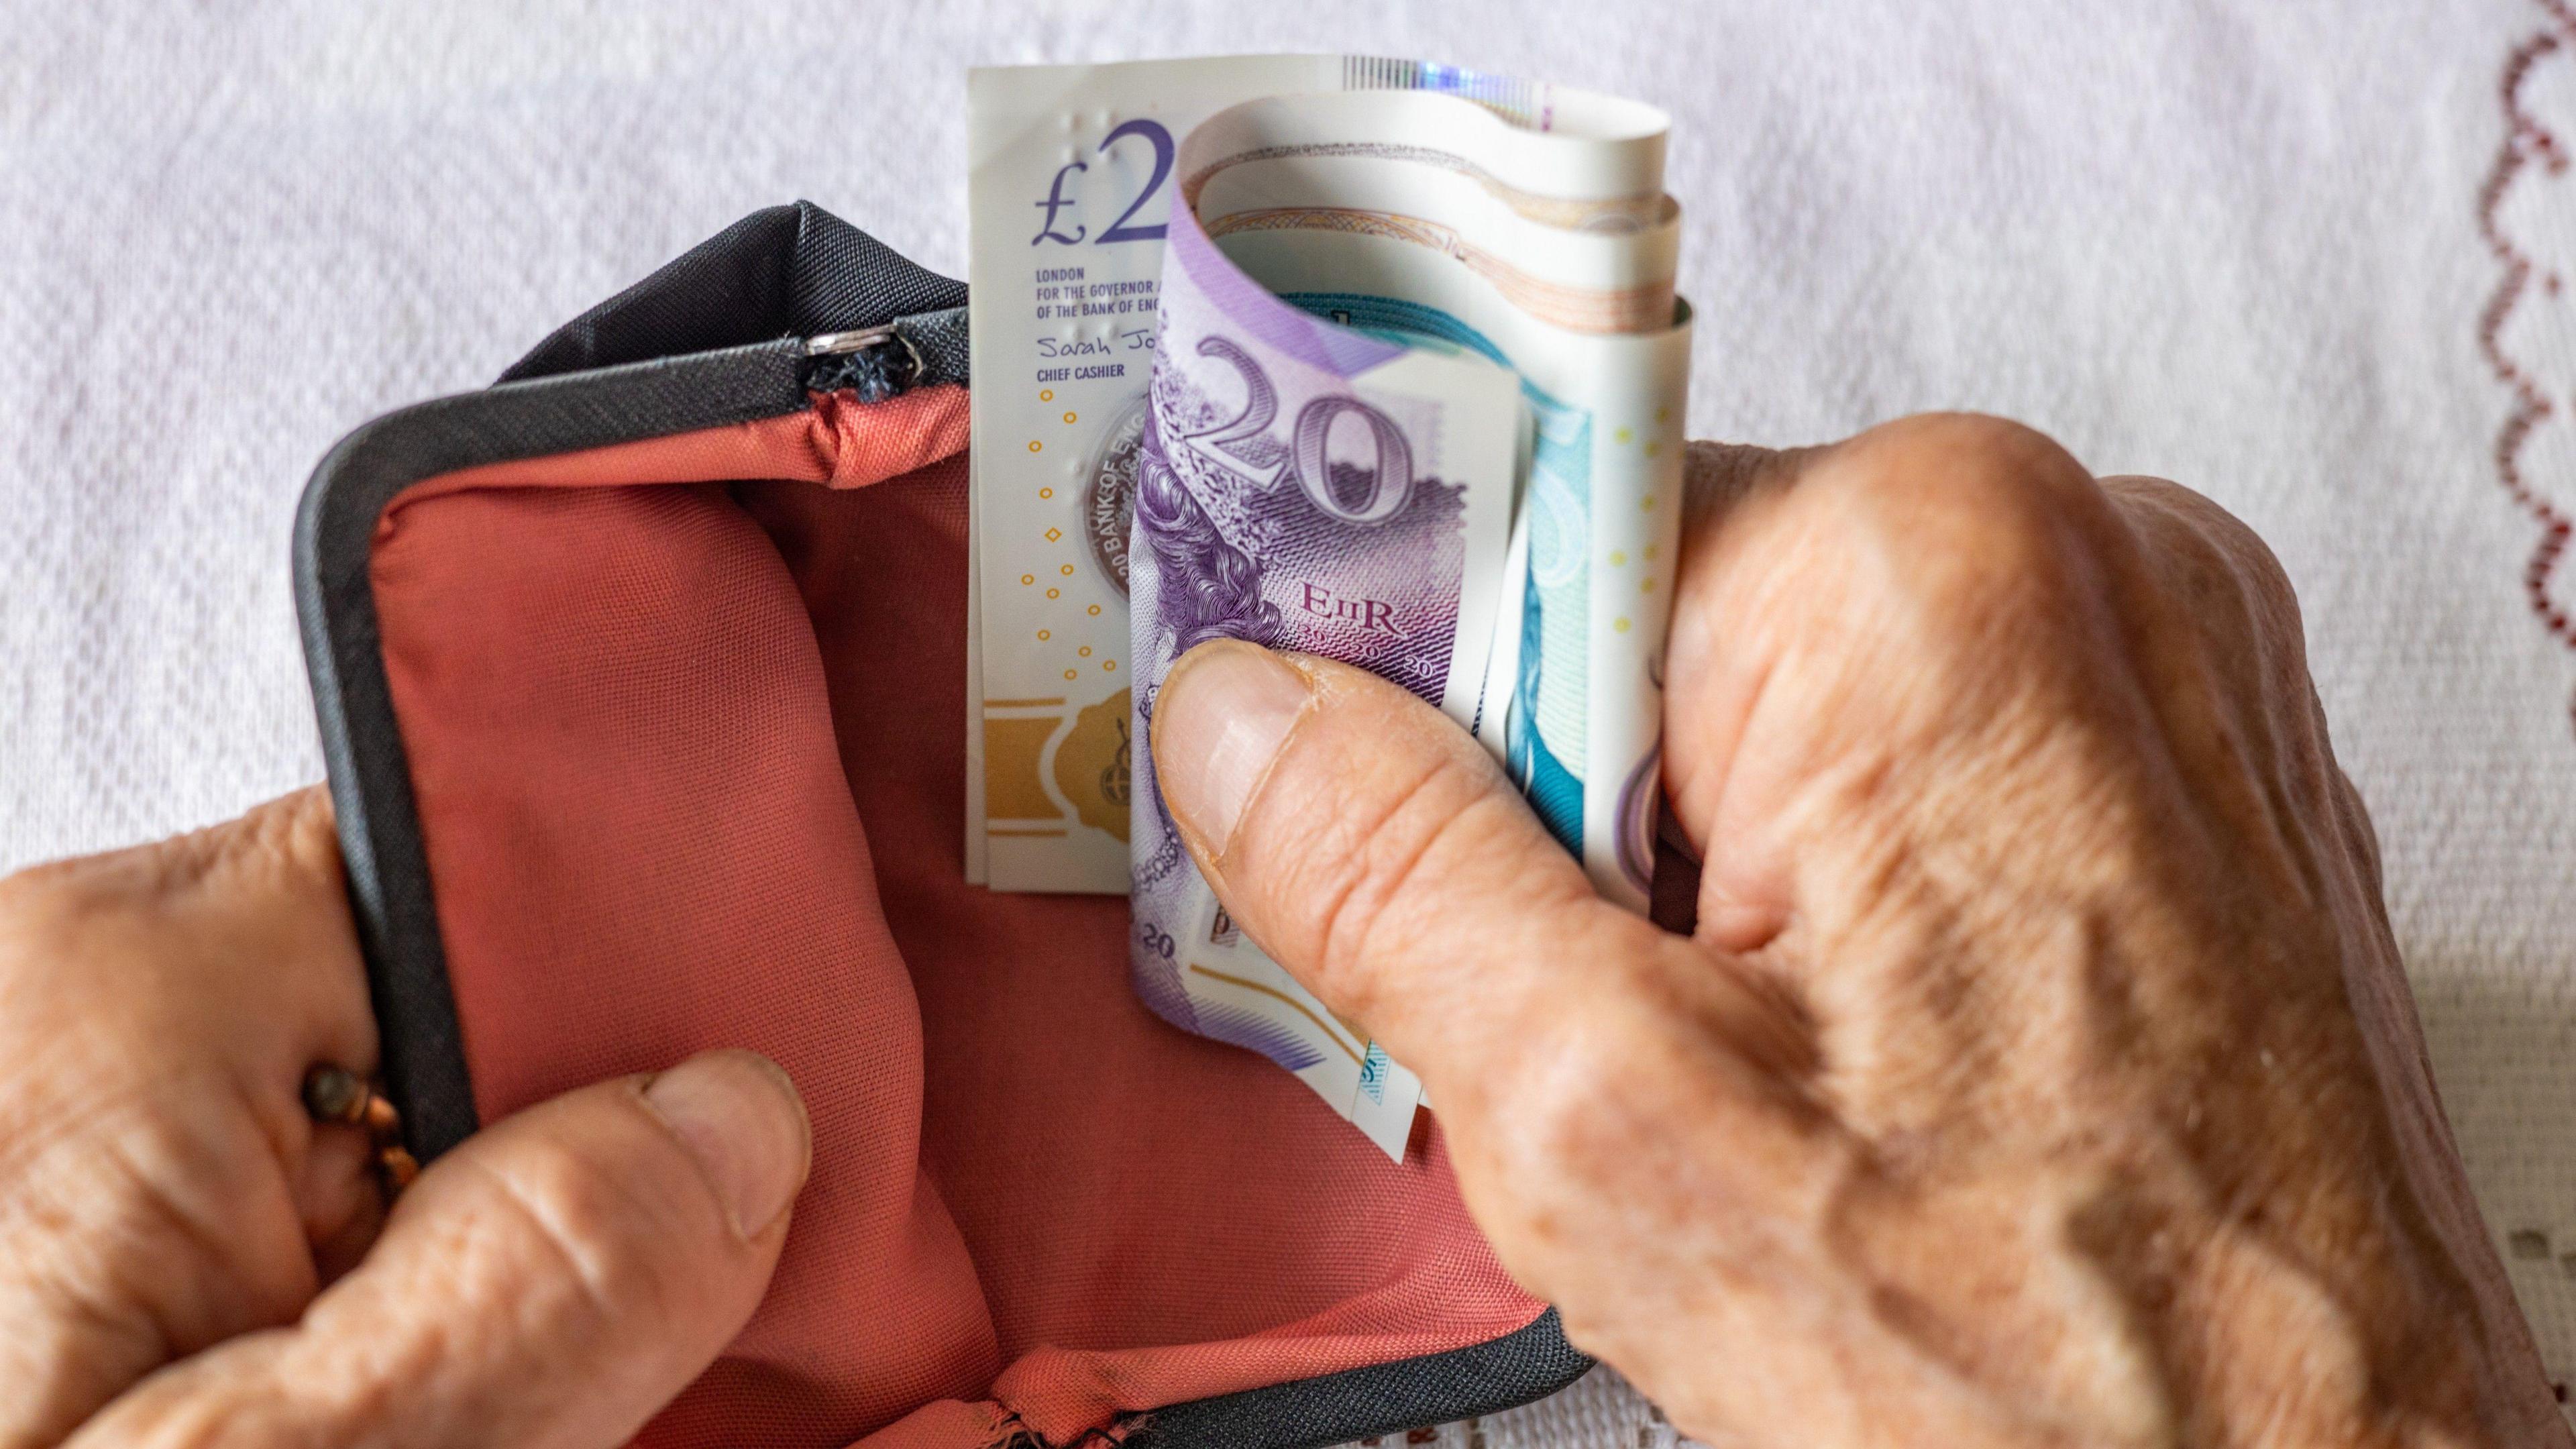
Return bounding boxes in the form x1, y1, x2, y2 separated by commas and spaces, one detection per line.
1126, 196, 1521, 1155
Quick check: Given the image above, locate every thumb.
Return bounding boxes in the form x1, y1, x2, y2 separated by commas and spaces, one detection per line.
1149, 639, 1690, 1093
69, 1049, 810, 1449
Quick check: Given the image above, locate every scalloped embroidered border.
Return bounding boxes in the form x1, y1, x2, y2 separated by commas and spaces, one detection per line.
2478, 0, 2576, 735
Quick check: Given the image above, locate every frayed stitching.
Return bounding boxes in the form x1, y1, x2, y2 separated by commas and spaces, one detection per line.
804, 343, 915, 402
984, 1412, 1154, 1449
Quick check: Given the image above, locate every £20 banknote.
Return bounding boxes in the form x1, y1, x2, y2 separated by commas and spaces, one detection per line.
967, 57, 1692, 1156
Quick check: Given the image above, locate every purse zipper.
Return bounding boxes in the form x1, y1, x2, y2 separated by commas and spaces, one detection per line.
804, 323, 928, 402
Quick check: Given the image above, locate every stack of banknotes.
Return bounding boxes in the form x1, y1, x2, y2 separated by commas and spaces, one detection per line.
965, 56, 1693, 1158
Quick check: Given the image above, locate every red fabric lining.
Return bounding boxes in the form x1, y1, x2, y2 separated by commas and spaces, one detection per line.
367, 384, 1541, 1448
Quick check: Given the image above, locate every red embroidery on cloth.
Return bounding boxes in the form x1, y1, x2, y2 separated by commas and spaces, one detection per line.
2479, 0, 2576, 733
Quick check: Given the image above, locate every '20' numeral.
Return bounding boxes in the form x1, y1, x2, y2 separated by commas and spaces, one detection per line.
1183, 338, 1415, 526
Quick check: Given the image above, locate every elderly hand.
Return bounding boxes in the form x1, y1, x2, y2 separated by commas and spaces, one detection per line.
1146, 415, 2571, 1448
0, 787, 810, 1448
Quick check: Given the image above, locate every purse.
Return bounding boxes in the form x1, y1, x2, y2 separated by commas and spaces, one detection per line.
294, 201, 1586, 1449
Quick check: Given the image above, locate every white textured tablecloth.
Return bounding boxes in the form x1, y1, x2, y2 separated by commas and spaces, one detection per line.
5, 1, 2575, 1438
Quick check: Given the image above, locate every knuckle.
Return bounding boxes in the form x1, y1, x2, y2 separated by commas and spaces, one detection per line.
0, 789, 338, 969
1867, 410, 2084, 481
2102, 473, 2304, 640
193, 788, 341, 900
1792, 415, 2140, 722
1505, 1012, 1635, 1167
1468, 984, 1699, 1244
1825, 413, 2110, 614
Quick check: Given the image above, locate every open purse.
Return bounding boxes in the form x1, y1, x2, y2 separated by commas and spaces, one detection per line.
294, 203, 1588, 1449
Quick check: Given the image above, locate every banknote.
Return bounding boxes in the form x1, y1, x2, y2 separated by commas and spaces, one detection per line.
1173, 94, 1695, 910
967, 56, 1670, 892
1180, 93, 1682, 335
1125, 90, 1694, 1157
1126, 201, 1521, 1156
968, 58, 1690, 1156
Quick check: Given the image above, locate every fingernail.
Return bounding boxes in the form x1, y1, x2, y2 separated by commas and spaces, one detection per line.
644, 1049, 811, 1239
1152, 640, 1313, 851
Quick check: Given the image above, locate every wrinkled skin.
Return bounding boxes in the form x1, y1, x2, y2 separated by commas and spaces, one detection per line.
1146, 415, 2572, 1448
3, 412, 2563, 1448
0, 788, 812, 1448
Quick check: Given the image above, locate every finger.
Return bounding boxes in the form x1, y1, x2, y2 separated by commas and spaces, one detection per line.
1662, 415, 2133, 953
67, 1049, 810, 1449
0, 787, 380, 1444
175, 787, 385, 1249
1619, 439, 1814, 940
301, 1124, 388, 1285
175, 787, 386, 1261
1147, 639, 1812, 1111
1, 784, 378, 1114
2094, 472, 2408, 986
2095, 474, 2341, 833
1658, 439, 1802, 938
1150, 641, 1848, 1421
1663, 435, 1828, 947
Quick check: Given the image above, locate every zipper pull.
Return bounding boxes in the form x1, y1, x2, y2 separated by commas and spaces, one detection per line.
803, 323, 927, 402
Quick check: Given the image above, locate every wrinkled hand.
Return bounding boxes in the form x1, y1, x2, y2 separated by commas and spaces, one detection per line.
0, 788, 811, 1449
1148, 415, 2569, 1448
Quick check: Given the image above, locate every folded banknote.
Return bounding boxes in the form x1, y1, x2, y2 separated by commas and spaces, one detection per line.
966, 56, 1693, 1157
